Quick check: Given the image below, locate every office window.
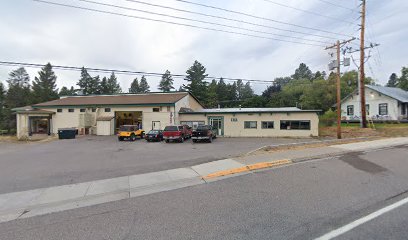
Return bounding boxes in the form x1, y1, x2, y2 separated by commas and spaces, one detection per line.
80, 108, 86, 112
261, 121, 274, 129
347, 105, 354, 116
379, 103, 388, 115
244, 121, 257, 129
68, 109, 74, 113
280, 120, 311, 130
104, 108, 111, 112
57, 109, 63, 113
153, 107, 160, 112
92, 108, 96, 112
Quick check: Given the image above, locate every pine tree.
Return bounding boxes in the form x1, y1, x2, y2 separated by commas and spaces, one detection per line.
236, 79, 244, 100
32, 63, 58, 103
139, 75, 150, 93
206, 79, 218, 108
59, 86, 77, 96
226, 82, 238, 107
386, 73, 398, 87
88, 75, 101, 94
241, 82, 254, 99
129, 78, 140, 93
107, 72, 121, 94
292, 63, 313, 81
183, 60, 208, 102
99, 77, 109, 94
398, 67, 408, 91
158, 70, 175, 92
77, 67, 93, 95
216, 78, 229, 103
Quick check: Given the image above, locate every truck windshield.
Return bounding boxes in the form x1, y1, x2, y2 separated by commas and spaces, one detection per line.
119, 126, 137, 131
164, 126, 178, 131
196, 125, 209, 130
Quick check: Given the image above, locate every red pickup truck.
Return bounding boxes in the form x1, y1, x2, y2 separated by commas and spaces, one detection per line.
163, 125, 191, 143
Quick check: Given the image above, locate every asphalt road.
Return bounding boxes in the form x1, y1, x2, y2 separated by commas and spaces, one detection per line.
0, 136, 313, 193
1, 144, 407, 240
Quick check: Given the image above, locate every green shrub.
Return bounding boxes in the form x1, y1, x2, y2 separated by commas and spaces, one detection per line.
320, 109, 337, 126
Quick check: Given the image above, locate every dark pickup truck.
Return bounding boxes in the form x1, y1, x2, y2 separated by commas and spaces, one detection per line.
192, 125, 217, 143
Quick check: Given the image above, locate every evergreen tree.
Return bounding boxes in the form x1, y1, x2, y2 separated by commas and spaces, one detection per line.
32, 63, 58, 103
292, 63, 313, 81
88, 75, 101, 94
226, 82, 238, 106
241, 82, 254, 99
0, 82, 6, 130
183, 60, 208, 102
398, 67, 408, 91
206, 79, 218, 108
77, 67, 92, 95
158, 70, 175, 92
236, 79, 244, 100
139, 75, 150, 93
178, 85, 185, 92
129, 78, 140, 93
99, 77, 109, 94
107, 72, 121, 94
216, 78, 229, 103
386, 73, 398, 87
59, 86, 77, 96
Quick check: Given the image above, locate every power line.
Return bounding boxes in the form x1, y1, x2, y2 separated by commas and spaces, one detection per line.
32, 0, 325, 47
77, 0, 331, 45
316, 0, 357, 12
0, 61, 275, 84
260, 0, 354, 24
170, 0, 355, 38
123, 0, 339, 40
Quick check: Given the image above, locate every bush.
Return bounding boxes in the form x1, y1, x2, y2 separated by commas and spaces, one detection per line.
320, 109, 337, 126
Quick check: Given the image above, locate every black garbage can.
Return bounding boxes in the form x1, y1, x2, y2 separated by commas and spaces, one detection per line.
58, 128, 77, 139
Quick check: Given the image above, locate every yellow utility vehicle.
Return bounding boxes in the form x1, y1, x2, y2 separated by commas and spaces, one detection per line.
117, 125, 145, 141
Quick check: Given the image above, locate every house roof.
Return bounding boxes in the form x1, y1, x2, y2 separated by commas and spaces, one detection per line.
179, 107, 320, 114
32, 92, 190, 107
12, 106, 55, 114
366, 85, 408, 102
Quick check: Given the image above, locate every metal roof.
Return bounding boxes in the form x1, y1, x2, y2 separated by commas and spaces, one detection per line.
366, 85, 408, 103
180, 107, 320, 114
32, 92, 190, 107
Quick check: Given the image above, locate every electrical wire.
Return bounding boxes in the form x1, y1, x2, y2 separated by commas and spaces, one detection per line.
170, 0, 355, 37
315, 0, 357, 12
77, 0, 331, 45
123, 0, 339, 40
32, 0, 326, 47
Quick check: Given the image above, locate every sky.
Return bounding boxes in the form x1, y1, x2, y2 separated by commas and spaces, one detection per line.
0, 0, 407, 94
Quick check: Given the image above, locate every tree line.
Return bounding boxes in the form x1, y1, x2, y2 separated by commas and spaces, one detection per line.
1, 60, 408, 133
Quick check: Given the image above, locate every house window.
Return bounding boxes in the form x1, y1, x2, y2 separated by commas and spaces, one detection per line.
261, 121, 274, 129
105, 108, 111, 112
244, 121, 257, 129
80, 108, 86, 112
167, 106, 171, 112
57, 109, 62, 113
402, 104, 407, 115
280, 120, 311, 130
92, 108, 96, 112
365, 104, 370, 115
379, 103, 388, 115
153, 107, 160, 112
68, 109, 74, 113
347, 105, 354, 116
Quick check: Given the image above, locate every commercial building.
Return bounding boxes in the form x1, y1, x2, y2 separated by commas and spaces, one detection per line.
14, 92, 320, 139
340, 85, 408, 121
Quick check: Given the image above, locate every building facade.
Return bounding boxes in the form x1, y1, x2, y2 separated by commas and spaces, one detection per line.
14, 92, 320, 139
340, 85, 408, 121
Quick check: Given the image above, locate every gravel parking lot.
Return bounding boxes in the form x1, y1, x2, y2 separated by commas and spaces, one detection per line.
0, 136, 315, 194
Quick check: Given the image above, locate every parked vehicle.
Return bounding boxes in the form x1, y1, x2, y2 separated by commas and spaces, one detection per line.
192, 125, 217, 143
184, 125, 193, 139
145, 130, 164, 142
117, 125, 145, 141
163, 125, 189, 143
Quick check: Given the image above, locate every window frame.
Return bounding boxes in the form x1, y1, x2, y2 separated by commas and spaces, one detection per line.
261, 121, 274, 129
379, 103, 388, 115
57, 109, 63, 113
80, 108, 86, 113
68, 108, 75, 113
152, 107, 160, 112
92, 108, 96, 112
280, 120, 311, 130
244, 121, 257, 129
104, 108, 111, 113
347, 105, 354, 116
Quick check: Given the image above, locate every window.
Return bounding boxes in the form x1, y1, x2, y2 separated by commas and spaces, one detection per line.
57, 109, 62, 113
379, 103, 388, 115
365, 104, 370, 116
261, 121, 274, 129
153, 107, 160, 112
402, 104, 407, 115
105, 108, 111, 112
244, 121, 257, 129
231, 118, 238, 122
167, 106, 171, 112
180, 121, 205, 130
347, 105, 354, 116
68, 109, 74, 113
92, 108, 96, 112
80, 108, 86, 112
280, 120, 311, 130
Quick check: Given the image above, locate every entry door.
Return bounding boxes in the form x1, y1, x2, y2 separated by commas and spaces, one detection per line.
209, 117, 224, 136
152, 121, 161, 130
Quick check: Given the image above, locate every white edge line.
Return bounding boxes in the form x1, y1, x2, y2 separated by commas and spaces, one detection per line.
315, 196, 408, 240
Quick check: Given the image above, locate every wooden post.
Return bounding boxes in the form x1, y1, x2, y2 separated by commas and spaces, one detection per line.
336, 40, 342, 139
360, 0, 367, 128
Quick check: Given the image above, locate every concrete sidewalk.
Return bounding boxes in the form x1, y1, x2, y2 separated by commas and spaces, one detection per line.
1, 137, 407, 223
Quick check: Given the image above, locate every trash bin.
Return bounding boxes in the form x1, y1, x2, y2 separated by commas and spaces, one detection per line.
58, 128, 77, 139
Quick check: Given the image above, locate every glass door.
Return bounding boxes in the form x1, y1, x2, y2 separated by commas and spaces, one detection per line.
209, 117, 224, 136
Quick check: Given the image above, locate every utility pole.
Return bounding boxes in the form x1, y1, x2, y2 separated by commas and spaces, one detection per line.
360, 0, 367, 128
325, 38, 355, 139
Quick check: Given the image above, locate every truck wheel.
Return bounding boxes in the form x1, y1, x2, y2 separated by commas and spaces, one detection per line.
180, 137, 184, 143
130, 134, 136, 141
118, 137, 123, 141
165, 139, 169, 143
193, 139, 197, 143
141, 132, 145, 139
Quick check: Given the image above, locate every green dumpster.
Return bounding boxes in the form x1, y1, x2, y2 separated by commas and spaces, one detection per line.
58, 128, 77, 139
